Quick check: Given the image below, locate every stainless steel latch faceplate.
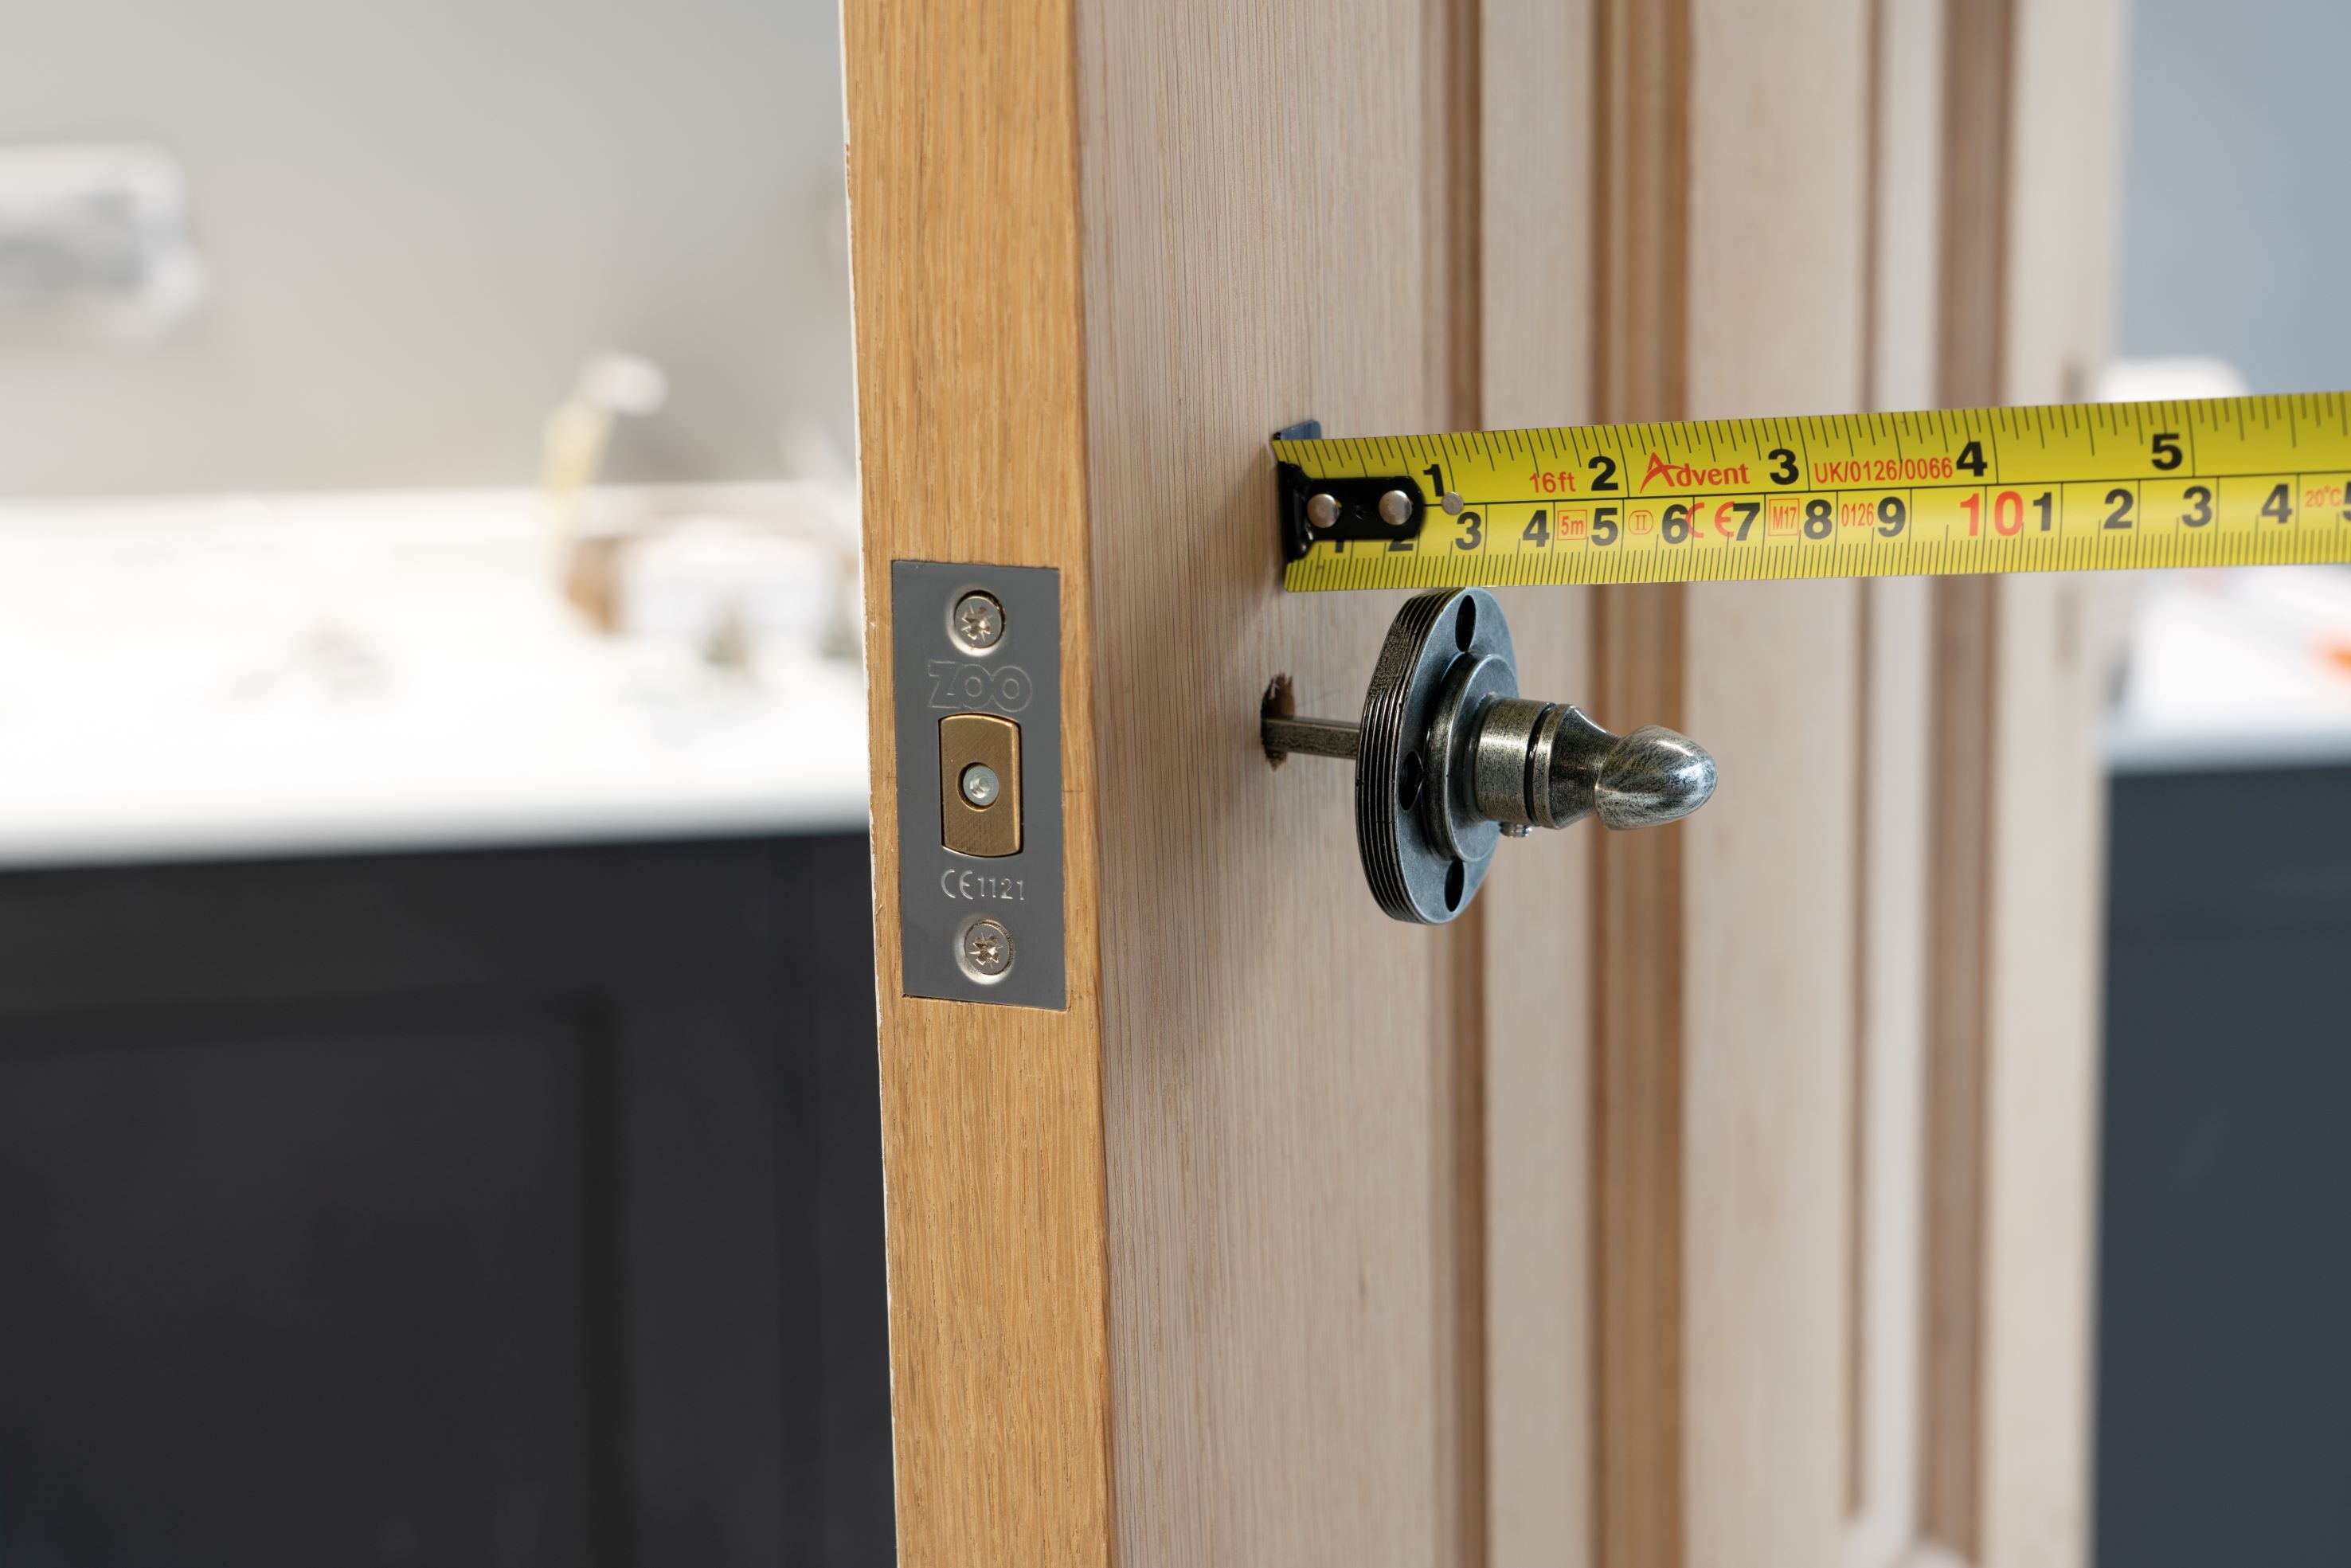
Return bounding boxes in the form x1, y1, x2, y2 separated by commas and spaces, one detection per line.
890, 561, 1067, 1008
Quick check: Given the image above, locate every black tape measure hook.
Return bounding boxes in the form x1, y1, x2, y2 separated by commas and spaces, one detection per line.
1273, 419, 1427, 561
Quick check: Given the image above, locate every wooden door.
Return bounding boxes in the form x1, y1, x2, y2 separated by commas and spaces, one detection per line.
845, 0, 2119, 1563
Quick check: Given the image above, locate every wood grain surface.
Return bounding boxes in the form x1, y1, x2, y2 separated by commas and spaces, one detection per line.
848, 1, 2110, 1562
1073, 2, 1485, 1562
852, 0, 1523, 1558
1848, 8, 1943, 1565
1587, 5, 1692, 1554
1978, 3, 2121, 1565
1477, 5, 1598, 1566
1438, 14, 1492, 1564
1921, 3, 2119, 1563
844, 1, 1116, 1562
1589, 3, 1871, 1567
1680, 3, 1871, 1564
1920, 0, 2014, 1536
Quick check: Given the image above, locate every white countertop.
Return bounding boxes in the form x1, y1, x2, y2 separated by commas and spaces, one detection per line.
0, 487, 870, 868
2108, 565, 2351, 773
2091, 364, 2351, 774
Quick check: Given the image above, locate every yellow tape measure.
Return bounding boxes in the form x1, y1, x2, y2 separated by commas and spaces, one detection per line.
1273, 393, 2351, 590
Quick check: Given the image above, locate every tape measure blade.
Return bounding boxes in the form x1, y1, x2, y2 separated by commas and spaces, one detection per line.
1277, 393, 2351, 591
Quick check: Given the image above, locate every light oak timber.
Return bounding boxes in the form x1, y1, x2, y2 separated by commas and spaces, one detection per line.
1681, 2, 1871, 1566
1076, 0, 1487, 1562
1850, 5, 1945, 1564
853, 0, 1538, 1558
1920, 8, 2014, 1549
847, 1, 2113, 1563
1588, 8, 1692, 1566
1977, 3, 2121, 1565
1434, 7, 1491, 1563
1588, 3, 1872, 1568
845, 0, 1115, 1561
1477, 2, 1598, 1564
1920, 2, 2119, 1563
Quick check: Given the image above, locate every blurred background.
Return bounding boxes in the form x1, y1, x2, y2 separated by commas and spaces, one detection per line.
0, 0, 890, 1564
0, 0, 2344, 1563
2099, 2, 2351, 1564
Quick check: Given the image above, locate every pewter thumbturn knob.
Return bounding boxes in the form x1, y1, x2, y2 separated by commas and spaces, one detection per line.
1262, 588, 1717, 924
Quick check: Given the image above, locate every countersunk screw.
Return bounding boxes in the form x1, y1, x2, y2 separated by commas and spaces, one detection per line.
960, 763, 1001, 807
953, 591, 1005, 651
961, 917, 1014, 977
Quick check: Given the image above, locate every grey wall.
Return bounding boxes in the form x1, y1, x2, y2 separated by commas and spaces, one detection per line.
0, 0, 854, 496
2118, 0, 2351, 393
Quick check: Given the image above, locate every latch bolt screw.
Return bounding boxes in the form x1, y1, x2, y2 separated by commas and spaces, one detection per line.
953, 591, 1005, 651
959, 917, 1015, 977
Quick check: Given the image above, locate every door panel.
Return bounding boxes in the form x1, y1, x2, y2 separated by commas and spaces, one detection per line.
1682, 5, 1869, 1565
1077, 3, 1465, 1558
846, 1, 2117, 1562
1477, 6, 1597, 1562
844, 2, 1115, 1561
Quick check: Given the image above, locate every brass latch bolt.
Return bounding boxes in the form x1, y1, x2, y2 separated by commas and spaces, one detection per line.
940, 713, 1022, 858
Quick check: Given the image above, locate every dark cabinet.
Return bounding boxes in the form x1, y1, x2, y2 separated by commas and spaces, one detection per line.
2100, 767, 2351, 1567
0, 835, 891, 1567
